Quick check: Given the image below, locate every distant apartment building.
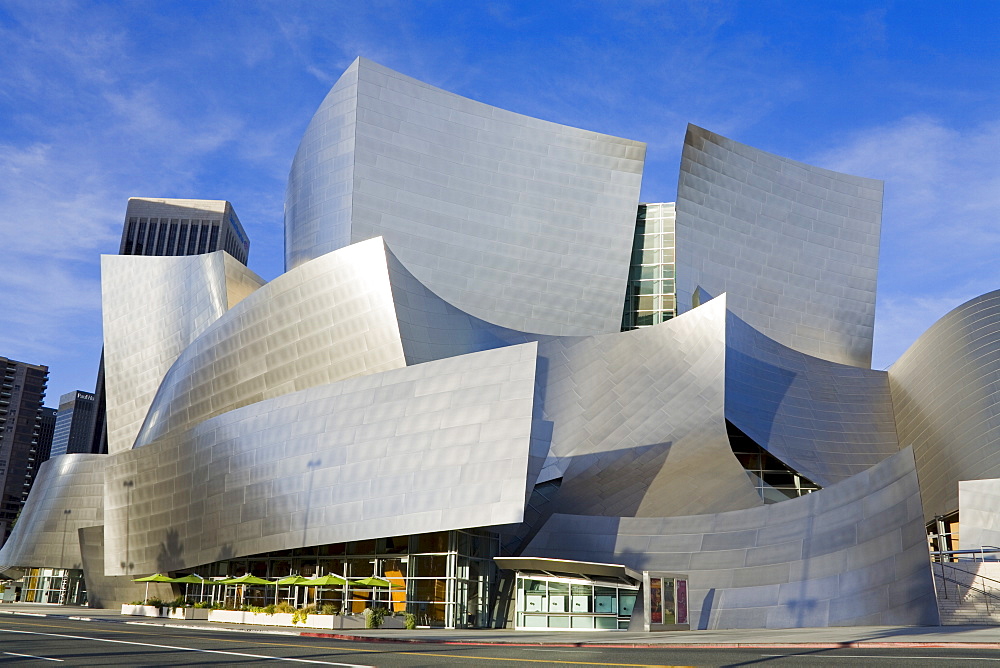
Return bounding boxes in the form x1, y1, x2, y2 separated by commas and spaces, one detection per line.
0, 357, 48, 544
50, 391, 95, 458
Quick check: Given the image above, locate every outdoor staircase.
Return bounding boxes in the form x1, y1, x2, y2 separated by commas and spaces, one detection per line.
934, 562, 1000, 625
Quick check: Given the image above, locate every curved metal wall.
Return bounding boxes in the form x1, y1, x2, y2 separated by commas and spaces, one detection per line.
535, 295, 762, 517
286, 57, 645, 337
525, 448, 937, 629
0, 455, 105, 571
104, 343, 538, 575
134, 238, 408, 448
726, 312, 899, 487
102, 252, 265, 454
889, 290, 1000, 519
675, 124, 882, 368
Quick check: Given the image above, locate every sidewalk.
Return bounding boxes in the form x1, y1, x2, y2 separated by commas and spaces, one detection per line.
4, 603, 1000, 649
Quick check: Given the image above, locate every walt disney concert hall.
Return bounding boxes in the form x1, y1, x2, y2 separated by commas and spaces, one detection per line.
4, 57, 1000, 631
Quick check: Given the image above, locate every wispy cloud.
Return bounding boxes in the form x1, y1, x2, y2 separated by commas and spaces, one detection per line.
812, 116, 1000, 367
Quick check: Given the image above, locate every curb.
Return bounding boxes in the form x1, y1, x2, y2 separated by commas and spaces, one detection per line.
299, 632, 1000, 650
6, 610, 1000, 649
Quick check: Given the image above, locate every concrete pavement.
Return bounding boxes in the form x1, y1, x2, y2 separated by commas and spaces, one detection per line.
4, 602, 1000, 649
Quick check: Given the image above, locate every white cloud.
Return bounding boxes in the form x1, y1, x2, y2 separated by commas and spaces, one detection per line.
812, 116, 1000, 367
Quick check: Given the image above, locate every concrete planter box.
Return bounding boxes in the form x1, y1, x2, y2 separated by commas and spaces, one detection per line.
205, 610, 391, 629
165, 607, 210, 620
120, 604, 161, 617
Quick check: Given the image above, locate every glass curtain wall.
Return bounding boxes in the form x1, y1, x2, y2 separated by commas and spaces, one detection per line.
19, 568, 86, 605
622, 203, 676, 330
515, 574, 638, 630
196, 529, 497, 628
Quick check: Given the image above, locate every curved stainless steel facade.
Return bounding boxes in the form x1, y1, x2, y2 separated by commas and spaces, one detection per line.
286, 57, 644, 336
102, 252, 265, 454
726, 313, 899, 487
525, 449, 937, 629
889, 291, 1000, 519
675, 125, 882, 368
536, 295, 762, 517
0, 455, 105, 571
134, 238, 408, 448
105, 343, 538, 575
17, 58, 1000, 631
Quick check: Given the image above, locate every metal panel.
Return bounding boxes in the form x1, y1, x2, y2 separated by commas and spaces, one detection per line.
537, 295, 763, 517
675, 125, 882, 368
524, 448, 937, 629
0, 455, 105, 571
104, 343, 538, 575
958, 479, 1000, 550
133, 238, 408, 448
102, 252, 265, 454
726, 312, 900, 486
286, 57, 644, 336
889, 290, 1000, 519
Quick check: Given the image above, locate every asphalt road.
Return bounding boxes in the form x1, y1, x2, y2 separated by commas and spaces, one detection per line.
3, 617, 1000, 666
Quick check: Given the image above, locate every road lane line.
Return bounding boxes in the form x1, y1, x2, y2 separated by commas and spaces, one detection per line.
0, 628, 370, 666
4, 652, 63, 662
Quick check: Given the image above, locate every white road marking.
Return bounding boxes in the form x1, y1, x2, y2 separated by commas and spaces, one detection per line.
0, 628, 371, 666
762, 655, 1000, 661
4, 652, 64, 662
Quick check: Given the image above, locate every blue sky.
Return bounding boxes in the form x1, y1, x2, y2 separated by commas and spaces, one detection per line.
1, 0, 998, 404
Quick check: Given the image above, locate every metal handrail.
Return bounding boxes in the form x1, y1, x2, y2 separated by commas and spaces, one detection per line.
932, 564, 1000, 617
930, 547, 1000, 563
935, 561, 1000, 590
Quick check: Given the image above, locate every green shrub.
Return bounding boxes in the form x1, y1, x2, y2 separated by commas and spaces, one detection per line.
366, 607, 387, 629
275, 601, 295, 614
193, 601, 211, 609
404, 612, 416, 630
321, 603, 338, 616
292, 605, 315, 625
145, 597, 164, 609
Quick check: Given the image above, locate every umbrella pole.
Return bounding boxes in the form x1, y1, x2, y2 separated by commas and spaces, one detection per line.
144, 581, 149, 605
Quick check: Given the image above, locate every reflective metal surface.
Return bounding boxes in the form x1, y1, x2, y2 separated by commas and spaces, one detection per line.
675, 125, 882, 368
134, 239, 408, 448
526, 448, 937, 629
105, 343, 538, 575
0, 454, 106, 571
726, 312, 899, 487
286, 57, 644, 336
102, 251, 265, 454
537, 295, 762, 517
889, 290, 1000, 519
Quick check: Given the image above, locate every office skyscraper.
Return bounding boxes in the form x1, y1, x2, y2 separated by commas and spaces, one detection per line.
119, 198, 250, 266
50, 391, 95, 458
0, 357, 48, 544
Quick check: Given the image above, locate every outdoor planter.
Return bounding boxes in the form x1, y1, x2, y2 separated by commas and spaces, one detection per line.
120, 604, 161, 617
165, 607, 210, 620
208, 609, 249, 624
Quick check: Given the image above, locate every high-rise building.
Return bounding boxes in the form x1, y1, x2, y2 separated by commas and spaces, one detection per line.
0, 357, 48, 545
50, 391, 95, 458
119, 198, 250, 266
35, 407, 55, 467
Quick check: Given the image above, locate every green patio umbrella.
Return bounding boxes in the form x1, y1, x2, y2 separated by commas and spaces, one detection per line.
303, 574, 348, 611
217, 574, 275, 607
349, 576, 400, 611
132, 573, 176, 604
274, 575, 311, 605
171, 573, 207, 601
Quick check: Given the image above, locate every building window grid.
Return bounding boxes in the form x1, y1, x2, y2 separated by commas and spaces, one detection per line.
623, 204, 676, 330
